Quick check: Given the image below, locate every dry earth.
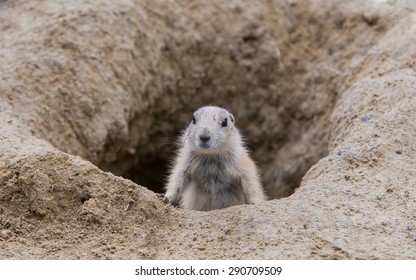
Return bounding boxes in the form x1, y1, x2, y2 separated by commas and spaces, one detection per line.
0, 0, 415, 259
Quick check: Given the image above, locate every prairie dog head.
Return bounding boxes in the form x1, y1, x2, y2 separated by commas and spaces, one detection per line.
184, 106, 238, 154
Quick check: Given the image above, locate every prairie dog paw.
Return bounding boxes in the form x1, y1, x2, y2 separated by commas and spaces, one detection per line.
161, 193, 179, 207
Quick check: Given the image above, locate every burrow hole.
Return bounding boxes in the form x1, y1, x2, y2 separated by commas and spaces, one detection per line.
99, 7, 381, 200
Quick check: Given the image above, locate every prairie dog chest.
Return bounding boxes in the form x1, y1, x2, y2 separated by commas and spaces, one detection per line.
189, 155, 241, 192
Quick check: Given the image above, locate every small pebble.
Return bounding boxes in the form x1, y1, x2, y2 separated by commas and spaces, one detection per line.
395, 150, 402, 154
0, 229, 12, 239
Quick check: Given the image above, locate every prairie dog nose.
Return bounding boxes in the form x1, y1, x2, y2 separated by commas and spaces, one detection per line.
199, 134, 211, 143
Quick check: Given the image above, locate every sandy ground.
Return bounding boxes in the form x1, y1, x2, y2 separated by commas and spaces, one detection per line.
1, 0, 415, 259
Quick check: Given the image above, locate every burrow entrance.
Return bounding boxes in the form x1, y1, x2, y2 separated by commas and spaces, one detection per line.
96, 4, 385, 200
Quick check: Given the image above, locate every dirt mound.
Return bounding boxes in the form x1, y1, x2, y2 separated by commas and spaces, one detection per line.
1, 0, 415, 259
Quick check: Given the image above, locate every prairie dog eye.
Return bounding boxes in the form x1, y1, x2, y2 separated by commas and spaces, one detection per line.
221, 118, 228, 127
192, 116, 196, 124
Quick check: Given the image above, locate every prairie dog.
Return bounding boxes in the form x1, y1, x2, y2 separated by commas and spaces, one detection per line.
163, 106, 266, 211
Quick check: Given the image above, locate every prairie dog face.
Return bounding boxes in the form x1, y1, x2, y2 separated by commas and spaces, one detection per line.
185, 106, 236, 154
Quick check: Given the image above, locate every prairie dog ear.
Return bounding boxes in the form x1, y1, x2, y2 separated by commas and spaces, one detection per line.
229, 113, 235, 123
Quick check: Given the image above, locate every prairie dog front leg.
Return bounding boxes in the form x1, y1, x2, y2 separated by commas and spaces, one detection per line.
163, 150, 191, 206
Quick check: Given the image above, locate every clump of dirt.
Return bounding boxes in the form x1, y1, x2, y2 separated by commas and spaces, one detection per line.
1, 0, 415, 259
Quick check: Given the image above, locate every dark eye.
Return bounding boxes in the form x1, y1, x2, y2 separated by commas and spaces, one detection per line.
221, 118, 228, 127
192, 116, 196, 124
